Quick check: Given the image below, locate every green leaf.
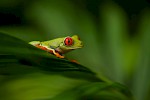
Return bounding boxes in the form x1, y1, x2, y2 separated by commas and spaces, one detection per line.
40, 82, 133, 100
0, 32, 98, 79
0, 32, 45, 55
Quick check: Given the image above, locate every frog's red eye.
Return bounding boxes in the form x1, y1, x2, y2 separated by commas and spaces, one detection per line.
64, 37, 73, 46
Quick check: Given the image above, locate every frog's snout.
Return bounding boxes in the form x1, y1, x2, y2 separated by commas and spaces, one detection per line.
79, 41, 83, 47
81, 42, 83, 46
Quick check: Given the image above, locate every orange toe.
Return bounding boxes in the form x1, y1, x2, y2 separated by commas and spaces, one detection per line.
70, 59, 79, 64
55, 53, 65, 58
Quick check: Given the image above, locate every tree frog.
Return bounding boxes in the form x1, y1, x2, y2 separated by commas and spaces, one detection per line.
29, 35, 83, 59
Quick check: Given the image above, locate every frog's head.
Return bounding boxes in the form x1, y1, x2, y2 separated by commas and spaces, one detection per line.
56, 35, 83, 54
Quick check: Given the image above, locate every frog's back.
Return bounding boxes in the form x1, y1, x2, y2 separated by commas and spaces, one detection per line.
41, 38, 64, 48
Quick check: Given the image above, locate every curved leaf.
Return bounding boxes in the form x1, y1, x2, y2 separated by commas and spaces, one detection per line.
40, 82, 133, 100
0, 32, 96, 76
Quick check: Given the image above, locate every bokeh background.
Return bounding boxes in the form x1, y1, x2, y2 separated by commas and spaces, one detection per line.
0, 0, 150, 100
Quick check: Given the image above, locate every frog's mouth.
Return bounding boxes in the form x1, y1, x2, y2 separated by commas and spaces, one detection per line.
69, 45, 83, 49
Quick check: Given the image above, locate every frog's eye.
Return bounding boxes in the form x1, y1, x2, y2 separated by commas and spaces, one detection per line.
64, 37, 73, 46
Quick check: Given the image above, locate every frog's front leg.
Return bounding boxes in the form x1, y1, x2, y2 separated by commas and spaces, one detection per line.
38, 45, 65, 58
36, 45, 64, 58
47, 48, 65, 58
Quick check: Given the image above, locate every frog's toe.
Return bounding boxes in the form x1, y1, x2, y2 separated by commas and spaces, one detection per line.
55, 53, 65, 58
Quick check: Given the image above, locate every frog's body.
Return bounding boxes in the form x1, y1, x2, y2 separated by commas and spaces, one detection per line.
29, 35, 83, 59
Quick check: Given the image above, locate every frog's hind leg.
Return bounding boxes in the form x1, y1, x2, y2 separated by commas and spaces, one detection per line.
35, 44, 48, 51
31, 42, 64, 58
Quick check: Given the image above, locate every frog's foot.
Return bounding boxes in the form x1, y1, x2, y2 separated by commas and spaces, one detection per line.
54, 52, 65, 58
70, 59, 79, 64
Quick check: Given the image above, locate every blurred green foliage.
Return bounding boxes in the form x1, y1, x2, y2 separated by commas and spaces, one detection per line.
0, 0, 150, 100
